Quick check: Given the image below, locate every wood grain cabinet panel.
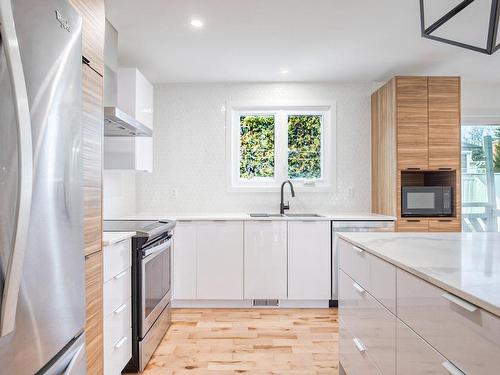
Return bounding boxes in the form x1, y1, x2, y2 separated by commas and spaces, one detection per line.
396, 77, 429, 170
69, 0, 105, 75
85, 251, 104, 375
428, 77, 460, 170
82, 64, 103, 256
396, 219, 429, 232
428, 218, 461, 232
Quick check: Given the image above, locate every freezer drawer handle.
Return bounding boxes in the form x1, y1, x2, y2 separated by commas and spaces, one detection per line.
63, 342, 85, 375
353, 282, 365, 294
442, 293, 478, 313
0, 0, 34, 337
113, 303, 127, 314
353, 337, 366, 353
114, 336, 127, 349
114, 270, 128, 280
441, 361, 465, 375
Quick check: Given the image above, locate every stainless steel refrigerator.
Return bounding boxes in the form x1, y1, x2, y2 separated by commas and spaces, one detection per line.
0, 0, 86, 373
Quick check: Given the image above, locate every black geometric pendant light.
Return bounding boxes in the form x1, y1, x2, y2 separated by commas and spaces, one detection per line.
420, 0, 500, 54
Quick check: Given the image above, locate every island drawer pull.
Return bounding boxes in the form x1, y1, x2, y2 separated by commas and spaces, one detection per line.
113, 303, 127, 314
353, 337, 366, 353
441, 361, 465, 375
406, 219, 421, 223
438, 219, 453, 222
353, 246, 365, 255
442, 293, 478, 313
353, 282, 365, 294
114, 336, 127, 349
114, 270, 127, 280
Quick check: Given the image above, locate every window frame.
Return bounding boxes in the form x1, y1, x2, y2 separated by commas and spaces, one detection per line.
226, 102, 336, 192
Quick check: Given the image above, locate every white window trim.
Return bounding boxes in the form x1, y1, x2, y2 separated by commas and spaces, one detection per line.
225, 101, 337, 193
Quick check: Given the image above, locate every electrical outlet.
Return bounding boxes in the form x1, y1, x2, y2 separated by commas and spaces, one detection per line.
169, 188, 178, 199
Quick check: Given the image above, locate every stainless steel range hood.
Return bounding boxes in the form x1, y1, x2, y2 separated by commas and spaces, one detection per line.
104, 107, 152, 137
104, 20, 151, 137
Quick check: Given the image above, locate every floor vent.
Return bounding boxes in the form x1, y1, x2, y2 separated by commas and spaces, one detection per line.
253, 299, 279, 307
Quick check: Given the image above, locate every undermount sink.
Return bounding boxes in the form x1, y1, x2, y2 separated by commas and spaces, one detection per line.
249, 213, 323, 218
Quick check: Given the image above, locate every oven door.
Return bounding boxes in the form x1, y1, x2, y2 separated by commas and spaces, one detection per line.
141, 235, 172, 336
402, 186, 444, 216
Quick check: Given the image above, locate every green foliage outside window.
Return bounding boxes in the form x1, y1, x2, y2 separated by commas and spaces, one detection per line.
239, 115, 275, 179
288, 115, 322, 179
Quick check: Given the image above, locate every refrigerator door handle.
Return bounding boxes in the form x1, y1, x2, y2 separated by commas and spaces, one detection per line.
0, 0, 33, 337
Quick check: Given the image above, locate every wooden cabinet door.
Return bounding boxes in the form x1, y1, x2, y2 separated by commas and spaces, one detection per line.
69, 0, 105, 75
396, 77, 429, 170
428, 77, 460, 170
244, 221, 287, 299
396, 219, 429, 232
85, 251, 103, 375
196, 221, 244, 299
428, 218, 461, 232
82, 64, 103, 256
288, 221, 331, 300
173, 221, 198, 299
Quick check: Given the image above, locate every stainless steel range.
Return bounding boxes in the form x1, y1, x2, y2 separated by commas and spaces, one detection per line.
103, 220, 176, 372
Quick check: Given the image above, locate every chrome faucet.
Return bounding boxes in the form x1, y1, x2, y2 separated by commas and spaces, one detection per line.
280, 180, 296, 215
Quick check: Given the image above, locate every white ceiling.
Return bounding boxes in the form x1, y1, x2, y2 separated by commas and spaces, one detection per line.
105, 0, 500, 84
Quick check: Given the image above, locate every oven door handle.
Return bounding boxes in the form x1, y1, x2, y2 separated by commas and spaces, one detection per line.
143, 237, 172, 258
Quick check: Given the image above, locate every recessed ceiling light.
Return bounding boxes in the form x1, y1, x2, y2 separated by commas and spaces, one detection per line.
280, 69, 289, 75
190, 19, 204, 28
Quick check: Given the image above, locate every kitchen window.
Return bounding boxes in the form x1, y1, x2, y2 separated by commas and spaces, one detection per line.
227, 104, 335, 191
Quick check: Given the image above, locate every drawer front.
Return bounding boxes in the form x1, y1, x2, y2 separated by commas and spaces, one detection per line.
103, 268, 131, 318
370, 255, 396, 314
338, 239, 370, 290
396, 320, 451, 375
428, 218, 461, 232
396, 219, 429, 232
339, 271, 396, 375
104, 300, 132, 375
103, 240, 131, 282
397, 269, 500, 375
340, 319, 382, 375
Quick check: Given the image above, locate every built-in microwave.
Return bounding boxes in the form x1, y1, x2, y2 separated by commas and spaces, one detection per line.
402, 186, 453, 217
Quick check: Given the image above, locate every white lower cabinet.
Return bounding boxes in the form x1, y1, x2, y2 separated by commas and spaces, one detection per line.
244, 221, 287, 299
173, 221, 197, 299
288, 221, 331, 299
196, 221, 244, 299
103, 238, 132, 375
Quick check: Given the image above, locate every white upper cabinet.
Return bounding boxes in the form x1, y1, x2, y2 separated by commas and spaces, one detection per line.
196, 221, 244, 300
104, 68, 154, 172
244, 221, 287, 299
288, 221, 331, 300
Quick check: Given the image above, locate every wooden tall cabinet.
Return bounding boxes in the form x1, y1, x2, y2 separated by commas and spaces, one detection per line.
372, 76, 461, 232
69, 0, 105, 373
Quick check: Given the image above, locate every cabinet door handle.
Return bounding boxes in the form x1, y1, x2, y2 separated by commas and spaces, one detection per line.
406, 168, 421, 171
353, 337, 366, 353
114, 270, 127, 280
442, 293, 478, 313
353, 282, 365, 294
441, 361, 465, 375
438, 219, 453, 222
438, 167, 453, 171
353, 246, 365, 255
114, 336, 127, 349
113, 303, 127, 314
407, 219, 421, 223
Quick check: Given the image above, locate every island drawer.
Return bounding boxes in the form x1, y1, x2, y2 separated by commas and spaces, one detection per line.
397, 269, 500, 375
103, 268, 131, 318
340, 318, 382, 375
397, 320, 454, 375
338, 239, 370, 290
103, 239, 132, 282
339, 270, 396, 375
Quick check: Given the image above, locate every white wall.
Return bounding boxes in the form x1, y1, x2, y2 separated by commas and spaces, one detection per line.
103, 170, 136, 218
134, 83, 374, 214
462, 82, 500, 124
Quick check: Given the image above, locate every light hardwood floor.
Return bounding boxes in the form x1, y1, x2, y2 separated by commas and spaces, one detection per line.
141, 308, 339, 375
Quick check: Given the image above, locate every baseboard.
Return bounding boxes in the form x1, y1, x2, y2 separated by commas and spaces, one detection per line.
172, 299, 331, 309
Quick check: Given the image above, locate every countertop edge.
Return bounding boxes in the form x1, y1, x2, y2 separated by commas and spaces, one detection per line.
337, 233, 500, 318
102, 231, 136, 247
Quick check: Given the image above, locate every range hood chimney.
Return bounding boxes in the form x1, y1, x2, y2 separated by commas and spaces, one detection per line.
104, 20, 152, 137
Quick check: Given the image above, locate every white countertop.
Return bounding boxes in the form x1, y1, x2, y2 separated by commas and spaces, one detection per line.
337, 232, 500, 317
102, 232, 135, 246
105, 212, 396, 222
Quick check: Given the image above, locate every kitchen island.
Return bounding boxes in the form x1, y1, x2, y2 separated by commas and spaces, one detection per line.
337, 232, 500, 375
